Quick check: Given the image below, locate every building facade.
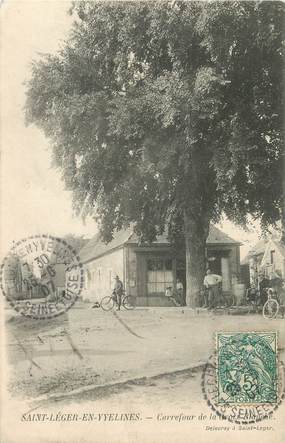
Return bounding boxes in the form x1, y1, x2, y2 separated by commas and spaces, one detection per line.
242, 237, 285, 289
79, 226, 241, 306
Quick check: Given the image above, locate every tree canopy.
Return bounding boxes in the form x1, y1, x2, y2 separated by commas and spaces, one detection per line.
63, 234, 89, 253
25, 1, 284, 304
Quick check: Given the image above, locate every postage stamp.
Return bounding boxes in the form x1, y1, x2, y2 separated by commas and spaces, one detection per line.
201, 331, 284, 425
216, 332, 278, 404
0, 235, 84, 319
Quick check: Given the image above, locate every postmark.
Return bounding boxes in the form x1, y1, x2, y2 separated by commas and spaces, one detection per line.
0, 235, 84, 319
202, 332, 285, 424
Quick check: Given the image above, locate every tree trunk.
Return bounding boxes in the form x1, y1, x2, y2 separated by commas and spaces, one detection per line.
184, 210, 210, 307
281, 189, 285, 244
281, 153, 285, 243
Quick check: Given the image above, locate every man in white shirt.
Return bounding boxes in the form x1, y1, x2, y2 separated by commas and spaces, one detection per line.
203, 269, 222, 309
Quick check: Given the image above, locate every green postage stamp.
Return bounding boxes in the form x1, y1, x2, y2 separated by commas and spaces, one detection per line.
216, 332, 278, 404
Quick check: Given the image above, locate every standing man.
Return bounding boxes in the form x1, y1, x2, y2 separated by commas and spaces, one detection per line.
113, 275, 124, 310
203, 269, 222, 309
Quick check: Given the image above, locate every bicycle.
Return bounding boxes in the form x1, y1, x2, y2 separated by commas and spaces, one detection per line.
100, 290, 136, 311
241, 286, 262, 312
218, 291, 235, 308
262, 288, 281, 319
201, 284, 234, 309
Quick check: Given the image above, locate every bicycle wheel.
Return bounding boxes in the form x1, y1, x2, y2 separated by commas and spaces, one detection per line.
123, 295, 136, 310
100, 296, 115, 311
263, 299, 279, 319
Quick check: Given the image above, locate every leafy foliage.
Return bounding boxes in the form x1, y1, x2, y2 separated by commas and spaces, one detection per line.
63, 234, 89, 253
25, 1, 284, 235
25, 1, 284, 300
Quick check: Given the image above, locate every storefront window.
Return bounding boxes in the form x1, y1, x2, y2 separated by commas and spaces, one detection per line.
147, 258, 173, 294
147, 259, 163, 271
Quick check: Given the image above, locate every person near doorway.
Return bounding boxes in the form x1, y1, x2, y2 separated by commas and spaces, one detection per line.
113, 275, 124, 310
176, 278, 185, 306
203, 269, 222, 309
165, 286, 182, 307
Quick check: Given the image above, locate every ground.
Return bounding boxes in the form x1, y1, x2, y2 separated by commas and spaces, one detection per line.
2, 302, 285, 443
5, 302, 285, 399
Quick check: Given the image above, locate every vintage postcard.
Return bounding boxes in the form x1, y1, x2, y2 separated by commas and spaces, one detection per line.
1, 1, 284, 442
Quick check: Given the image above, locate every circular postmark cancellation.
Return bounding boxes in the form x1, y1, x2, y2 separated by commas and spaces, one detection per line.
0, 235, 84, 319
202, 332, 285, 425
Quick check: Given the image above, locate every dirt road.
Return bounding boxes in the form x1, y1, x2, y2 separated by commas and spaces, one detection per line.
5, 303, 285, 400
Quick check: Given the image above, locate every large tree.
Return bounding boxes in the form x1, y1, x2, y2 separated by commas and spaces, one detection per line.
25, 1, 284, 306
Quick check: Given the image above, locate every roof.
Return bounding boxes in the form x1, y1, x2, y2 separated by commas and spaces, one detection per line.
241, 254, 250, 266
262, 238, 285, 262
260, 238, 285, 268
241, 239, 268, 265
241, 237, 285, 266
79, 229, 133, 264
206, 225, 241, 245
79, 224, 240, 264
249, 238, 268, 257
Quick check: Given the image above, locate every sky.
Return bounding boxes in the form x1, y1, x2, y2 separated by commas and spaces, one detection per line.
1, 0, 97, 256
0, 0, 261, 258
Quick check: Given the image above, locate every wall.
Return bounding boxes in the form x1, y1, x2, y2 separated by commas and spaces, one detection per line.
229, 245, 241, 285
53, 263, 66, 287
261, 241, 285, 279
81, 248, 124, 302
125, 245, 138, 296
248, 255, 262, 286
240, 264, 250, 287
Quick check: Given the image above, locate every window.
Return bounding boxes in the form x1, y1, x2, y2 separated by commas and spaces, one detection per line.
147, 258, 173, 295
147, 259, 163, 271
270, 250, 275, 265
